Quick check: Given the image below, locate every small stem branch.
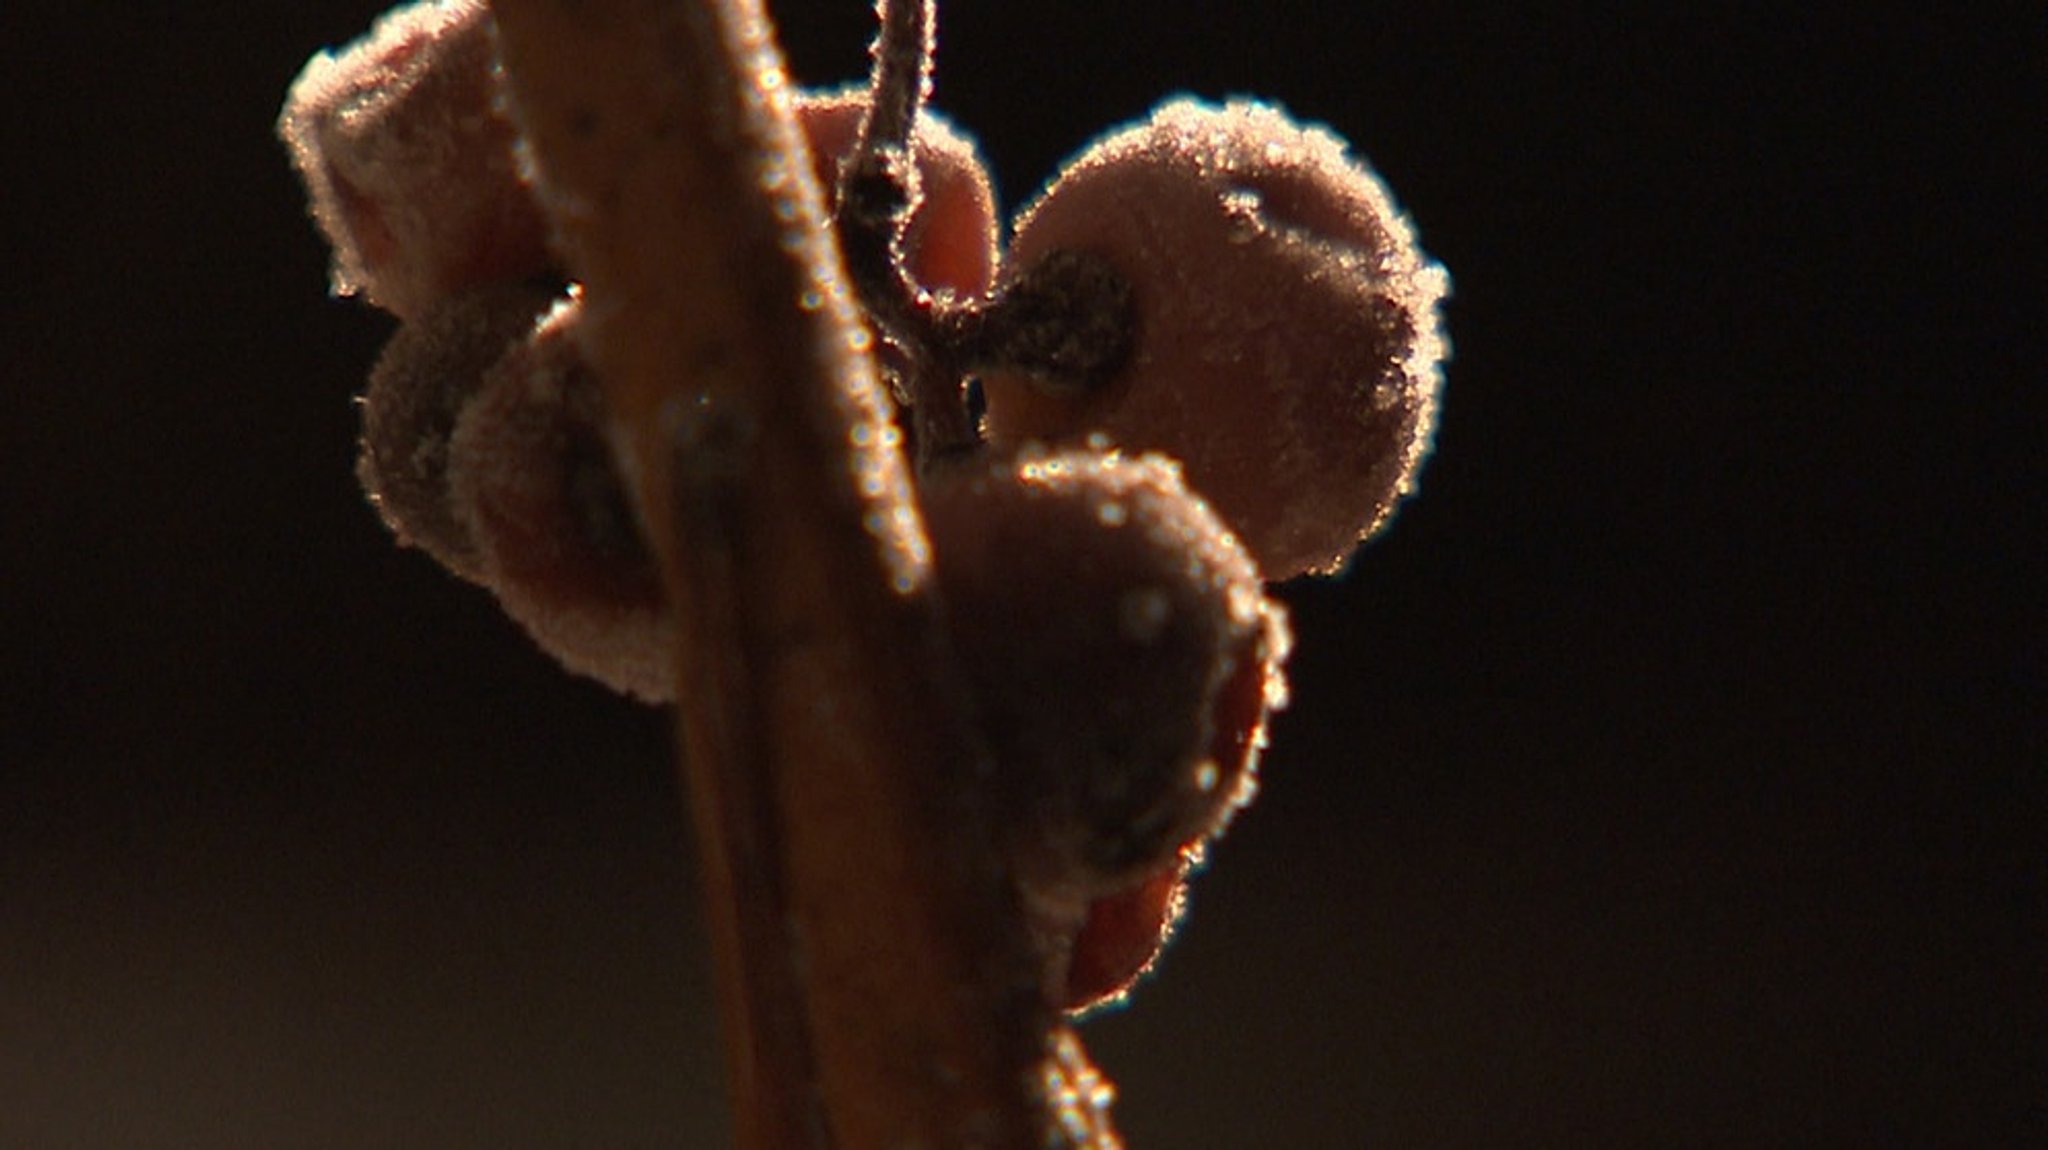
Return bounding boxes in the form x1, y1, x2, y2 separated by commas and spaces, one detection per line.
487, 1, 1109, 1147
857, 0, 931, 154
834, 0, 978, 468
944, 249, 1136, 394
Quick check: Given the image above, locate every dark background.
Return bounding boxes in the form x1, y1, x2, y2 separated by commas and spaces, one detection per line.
3, 2, 2039, 1146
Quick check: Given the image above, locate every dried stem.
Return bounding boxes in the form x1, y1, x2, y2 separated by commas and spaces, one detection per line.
856, 0, 932, 152
485, 0, 1116, 1147
833, 0, 979, 467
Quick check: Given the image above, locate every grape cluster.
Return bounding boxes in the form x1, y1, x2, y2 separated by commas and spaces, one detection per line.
281, 0, 1444, 1013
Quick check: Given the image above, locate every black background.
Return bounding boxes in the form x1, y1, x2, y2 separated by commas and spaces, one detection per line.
3, 2, 2039, 1146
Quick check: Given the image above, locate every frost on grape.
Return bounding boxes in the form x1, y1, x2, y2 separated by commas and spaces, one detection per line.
925, 450, 1289, 892
988, 98, 1451, 580
278, 0, 550, 320
922, 448, 1291, 1011
358, 280, 559, 580
449, 298, 676, 704
795, 85, 1001, 300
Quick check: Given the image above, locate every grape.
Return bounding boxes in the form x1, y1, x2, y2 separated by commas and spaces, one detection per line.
981, 98, 1450, 579
278, 0, 553, 320
447, 296, 673, 703
1060, 851, 1190, 1014
795, 86, 999, 301
920, 449, 1288, 1008
357, 280, 560, 578
919, 449, 1287, 1006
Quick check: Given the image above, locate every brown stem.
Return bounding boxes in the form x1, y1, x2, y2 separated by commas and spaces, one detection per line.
855, 0, 932, 155
834, 0, 979, 467
944, 248, 1136, 394
485, 1, 1117, 1147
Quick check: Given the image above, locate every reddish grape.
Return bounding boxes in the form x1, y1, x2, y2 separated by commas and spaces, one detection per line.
981, 98, 1449, 580
1060, 851, 1191, 1014
920, 449, 1286, 1012
278, 0, 553, 320
795, 86, 1000, 301
357, 280, 560, 579
447, 296, 674, 703
920, 450, 1289, 901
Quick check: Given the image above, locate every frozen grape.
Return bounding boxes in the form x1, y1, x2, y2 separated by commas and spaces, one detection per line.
920, 449, 1287, 1010
278, 0, 552, 320
357, 279, 560, 579
795, 85, 1000, 300
448, 296, 674, 703
981, 98, 1449, 579
1061, 852, 1190, 1014
921, 450, 1288, 898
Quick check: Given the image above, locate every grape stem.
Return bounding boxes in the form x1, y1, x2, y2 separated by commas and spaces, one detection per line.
834, 0, 985, 469
855, 0, 931, 153
943, 249, 1137, 395
484, 0, 1115, 1146
834, 1, 1136, 455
